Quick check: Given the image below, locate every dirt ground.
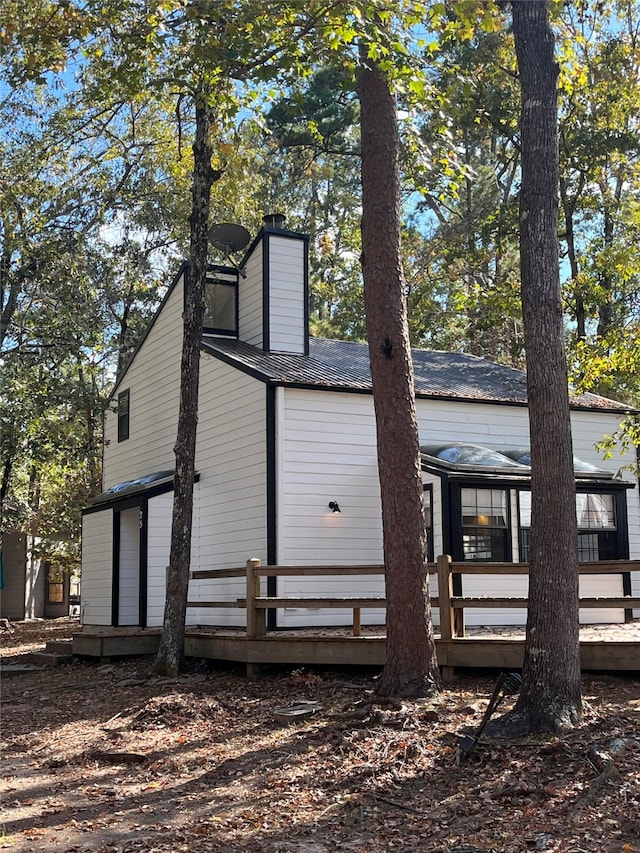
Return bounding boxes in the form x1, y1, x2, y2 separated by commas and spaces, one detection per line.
1, 619, 639, 853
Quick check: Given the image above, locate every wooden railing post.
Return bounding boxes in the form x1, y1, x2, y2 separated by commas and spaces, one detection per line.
246, 558, 265, 639
353, 607, 361, 637
437, 554, 454, 641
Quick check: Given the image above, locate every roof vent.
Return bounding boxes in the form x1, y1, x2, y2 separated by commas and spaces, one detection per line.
263, 212, 287, 228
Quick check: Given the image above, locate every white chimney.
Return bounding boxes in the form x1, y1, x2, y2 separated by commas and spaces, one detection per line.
238, 215, 309, 355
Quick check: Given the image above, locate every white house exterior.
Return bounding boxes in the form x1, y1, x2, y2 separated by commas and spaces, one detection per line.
80, 219, 640, 632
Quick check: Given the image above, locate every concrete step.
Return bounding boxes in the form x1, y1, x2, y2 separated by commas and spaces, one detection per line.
1, 663, 45, 676
25, 651, 74, 667
45, 640, 74, 654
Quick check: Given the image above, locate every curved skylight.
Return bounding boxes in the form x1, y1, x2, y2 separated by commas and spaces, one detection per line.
92, 470, 175, 504
420, 443, 528, 469
420, 443, 613, 478
501, 448, 611, 475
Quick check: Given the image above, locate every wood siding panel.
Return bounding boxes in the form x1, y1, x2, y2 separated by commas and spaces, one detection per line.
277, 389, 383, 627
416, 399, 532, 446
81, 511, 113, 626
187, 360, 268, 626
146, 492, 173, 627
102, 275, 185, 489
238, 244, 263, 347
268, 236, 305, 354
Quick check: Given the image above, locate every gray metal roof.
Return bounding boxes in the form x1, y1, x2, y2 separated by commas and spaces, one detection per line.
201, 336, 628, 411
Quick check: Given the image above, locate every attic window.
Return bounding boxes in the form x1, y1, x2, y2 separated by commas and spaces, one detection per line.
203, 276, 238, 336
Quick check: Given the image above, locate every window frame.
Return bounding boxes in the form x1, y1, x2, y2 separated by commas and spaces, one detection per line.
451, 484, 512, 563
517, 487, 627, 563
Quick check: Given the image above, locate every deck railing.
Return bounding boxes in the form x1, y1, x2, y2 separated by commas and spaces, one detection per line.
189, 557, 640, 640
435, 555, 640, 640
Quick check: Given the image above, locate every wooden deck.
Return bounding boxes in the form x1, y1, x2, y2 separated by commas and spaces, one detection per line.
74, 557, 640, 675
72, 621, 640, 675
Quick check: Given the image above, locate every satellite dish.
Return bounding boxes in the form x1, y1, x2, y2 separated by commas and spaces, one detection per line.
208, 222, 251, 256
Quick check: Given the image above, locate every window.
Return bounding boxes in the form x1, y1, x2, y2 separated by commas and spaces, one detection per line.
461, 488, 508, 561
577, 493, 617, 561
47, 563, 65, 604
518, 491, 618, 562
203, 278, 238, 336
117, 390, 130, 442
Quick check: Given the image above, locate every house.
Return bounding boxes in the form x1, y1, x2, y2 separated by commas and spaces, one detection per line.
0, 533, 80, 621
80, 217, 640, 633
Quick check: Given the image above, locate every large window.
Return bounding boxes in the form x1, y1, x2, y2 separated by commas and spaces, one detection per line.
518, 491, 618, 562
461, 488, 509, 561
117, 390, 130, 442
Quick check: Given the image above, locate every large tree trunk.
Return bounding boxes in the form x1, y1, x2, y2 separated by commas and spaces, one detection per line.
155, 83, 215, 676
510, 0, 581, 733
357, 46, 440, 698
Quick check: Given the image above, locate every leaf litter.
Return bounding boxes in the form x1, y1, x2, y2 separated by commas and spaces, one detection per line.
1, 619, 638, 853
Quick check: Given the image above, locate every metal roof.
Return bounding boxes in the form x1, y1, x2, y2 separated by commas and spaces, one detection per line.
201, 336, 629, 411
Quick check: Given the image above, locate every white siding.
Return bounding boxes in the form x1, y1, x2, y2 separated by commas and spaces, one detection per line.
268, 236, 306, 354
416, 398, 532, 446
81, 510, 113, 626
146, 492, 173, 627
118, 507, 140, 626
238, 241, 264, 347
276, 388, 384, 627
275, 388, 636, 628
102, 275, 185, 489
186, 360, 268, 626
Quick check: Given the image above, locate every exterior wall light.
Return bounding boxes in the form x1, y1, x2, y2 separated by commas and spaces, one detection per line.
328, 501, 341, 513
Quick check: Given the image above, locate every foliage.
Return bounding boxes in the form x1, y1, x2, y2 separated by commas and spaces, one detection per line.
261, 64, 365, 340
2, 0, 638, 578
0, 80, 195, 551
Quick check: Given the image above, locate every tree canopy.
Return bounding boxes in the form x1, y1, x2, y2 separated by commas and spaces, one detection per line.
1, 0, 637, 591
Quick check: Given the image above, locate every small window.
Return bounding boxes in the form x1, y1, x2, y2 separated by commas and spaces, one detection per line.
118, 390, 130, 442
203, 278, 238, 336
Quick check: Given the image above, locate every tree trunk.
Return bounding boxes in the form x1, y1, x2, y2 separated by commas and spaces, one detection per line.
357, 45, 440, 698
155, 83, 215, 676
510, 0, 581, 733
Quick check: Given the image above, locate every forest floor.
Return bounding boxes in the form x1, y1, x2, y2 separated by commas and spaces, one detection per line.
1, 618, 639, 853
